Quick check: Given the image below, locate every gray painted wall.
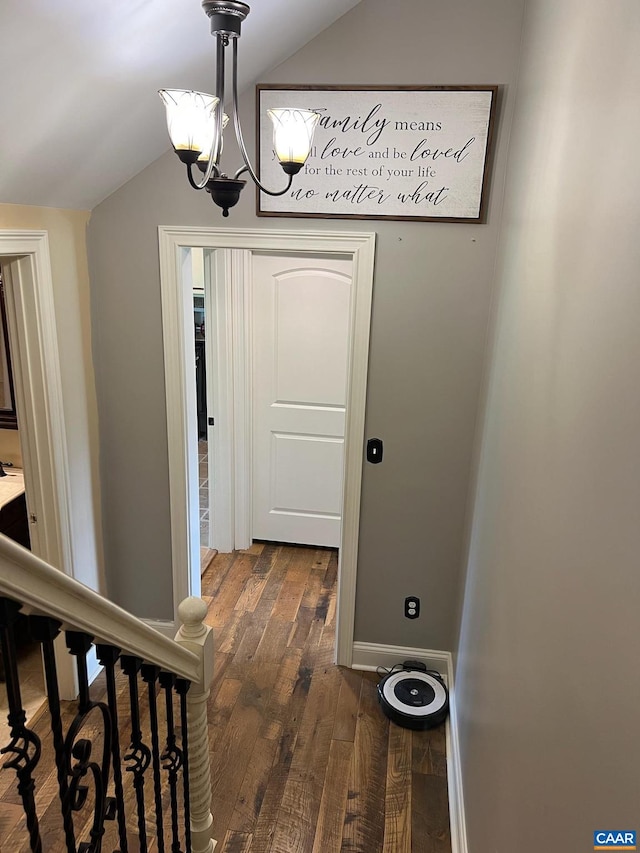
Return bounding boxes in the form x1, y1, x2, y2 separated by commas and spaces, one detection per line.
456, 1, 640, 849
88, 0, 525, 646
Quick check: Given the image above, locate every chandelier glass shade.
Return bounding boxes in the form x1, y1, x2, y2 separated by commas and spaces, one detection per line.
158, 89, 219, 155
159, 1, 319, 216
267, 109, 320, 171
198, 111, 229, 163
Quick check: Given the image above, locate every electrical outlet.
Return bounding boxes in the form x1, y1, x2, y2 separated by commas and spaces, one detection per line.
404, 596, 420, 619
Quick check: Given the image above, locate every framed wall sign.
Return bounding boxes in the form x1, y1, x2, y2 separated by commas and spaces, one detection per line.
256, 85, 499, 223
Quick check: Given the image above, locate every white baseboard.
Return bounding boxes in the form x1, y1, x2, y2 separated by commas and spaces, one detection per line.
143, 618, 178, 640
351, 641, 451, 677
445, 659, 469, 853
351, 641, 468, 853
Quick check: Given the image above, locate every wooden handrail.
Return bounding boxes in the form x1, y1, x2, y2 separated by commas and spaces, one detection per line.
0, 533, 200, 683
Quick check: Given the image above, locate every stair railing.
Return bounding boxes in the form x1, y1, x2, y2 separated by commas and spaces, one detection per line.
0, 533, 216, 853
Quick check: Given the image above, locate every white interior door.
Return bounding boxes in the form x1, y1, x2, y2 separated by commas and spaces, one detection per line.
251, 254, 353, 547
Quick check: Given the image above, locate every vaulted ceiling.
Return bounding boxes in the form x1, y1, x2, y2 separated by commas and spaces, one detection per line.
0, 0, 361, 210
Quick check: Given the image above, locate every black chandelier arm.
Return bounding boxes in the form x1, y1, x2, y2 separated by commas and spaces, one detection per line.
230, 39, 294, 197
182, 33, 226, 194
213, 32, 226, 166
186, 162, 220, 191
186, 164, 204, 191
233, 164, 294, 196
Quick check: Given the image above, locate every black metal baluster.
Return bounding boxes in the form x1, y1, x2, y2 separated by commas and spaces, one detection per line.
141, 665, 165, 853
175, 679, 191, 853
121, 656, 150, 853
96, 644, 128, 853
66, 632, 114, 853
159, 673, 183, 853
0, 598, 43, 853
28, 616, 77, 853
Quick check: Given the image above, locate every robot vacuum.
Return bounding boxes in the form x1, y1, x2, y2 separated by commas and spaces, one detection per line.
377, 661, 449, 730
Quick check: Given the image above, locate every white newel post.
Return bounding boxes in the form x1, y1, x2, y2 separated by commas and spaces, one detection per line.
176, 597, 217, 853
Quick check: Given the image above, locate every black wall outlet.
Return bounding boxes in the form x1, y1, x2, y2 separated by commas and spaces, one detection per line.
404, 596, 420, 619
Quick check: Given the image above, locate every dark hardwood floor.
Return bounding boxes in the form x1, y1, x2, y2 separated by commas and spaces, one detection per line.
0, 542, 451, 852
203, 542, 451, 853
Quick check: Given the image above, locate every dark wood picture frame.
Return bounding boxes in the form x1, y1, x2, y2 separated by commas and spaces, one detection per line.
256, 84, 499, 223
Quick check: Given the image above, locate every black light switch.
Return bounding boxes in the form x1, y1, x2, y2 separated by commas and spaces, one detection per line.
366, 437, 383, 464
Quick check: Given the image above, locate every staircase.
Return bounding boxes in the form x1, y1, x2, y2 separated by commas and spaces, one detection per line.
0, 533, 216, 853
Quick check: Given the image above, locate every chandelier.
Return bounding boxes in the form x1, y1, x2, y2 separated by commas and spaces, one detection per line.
159, 1, 319, 217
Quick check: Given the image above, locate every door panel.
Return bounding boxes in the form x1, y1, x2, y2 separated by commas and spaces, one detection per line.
252, 255, 353, 547
271, 432, 344, 513
274, 272, 351, 405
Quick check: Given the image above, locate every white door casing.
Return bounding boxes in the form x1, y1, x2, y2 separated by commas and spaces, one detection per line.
251, 254, 352, 548
0, 230, 79, 698
159, 227, 375, 666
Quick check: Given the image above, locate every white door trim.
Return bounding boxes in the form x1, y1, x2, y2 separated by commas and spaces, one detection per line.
229, 249, 253, 550
206, 249, 236, 554
158, 227, 376, 665
0, 230, 77, 698
157, 239, 202, 617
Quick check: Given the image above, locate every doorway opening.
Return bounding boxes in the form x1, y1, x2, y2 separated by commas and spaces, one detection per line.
160, 228, 375, 665
180, 246, 217, 573
0, 231, 80, 701
0, 262, 45, 735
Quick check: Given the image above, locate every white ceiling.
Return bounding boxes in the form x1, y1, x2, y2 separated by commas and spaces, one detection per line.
0, 0, 361, 210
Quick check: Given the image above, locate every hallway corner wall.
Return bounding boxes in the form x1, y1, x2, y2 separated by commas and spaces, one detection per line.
455, 1, 640, 849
